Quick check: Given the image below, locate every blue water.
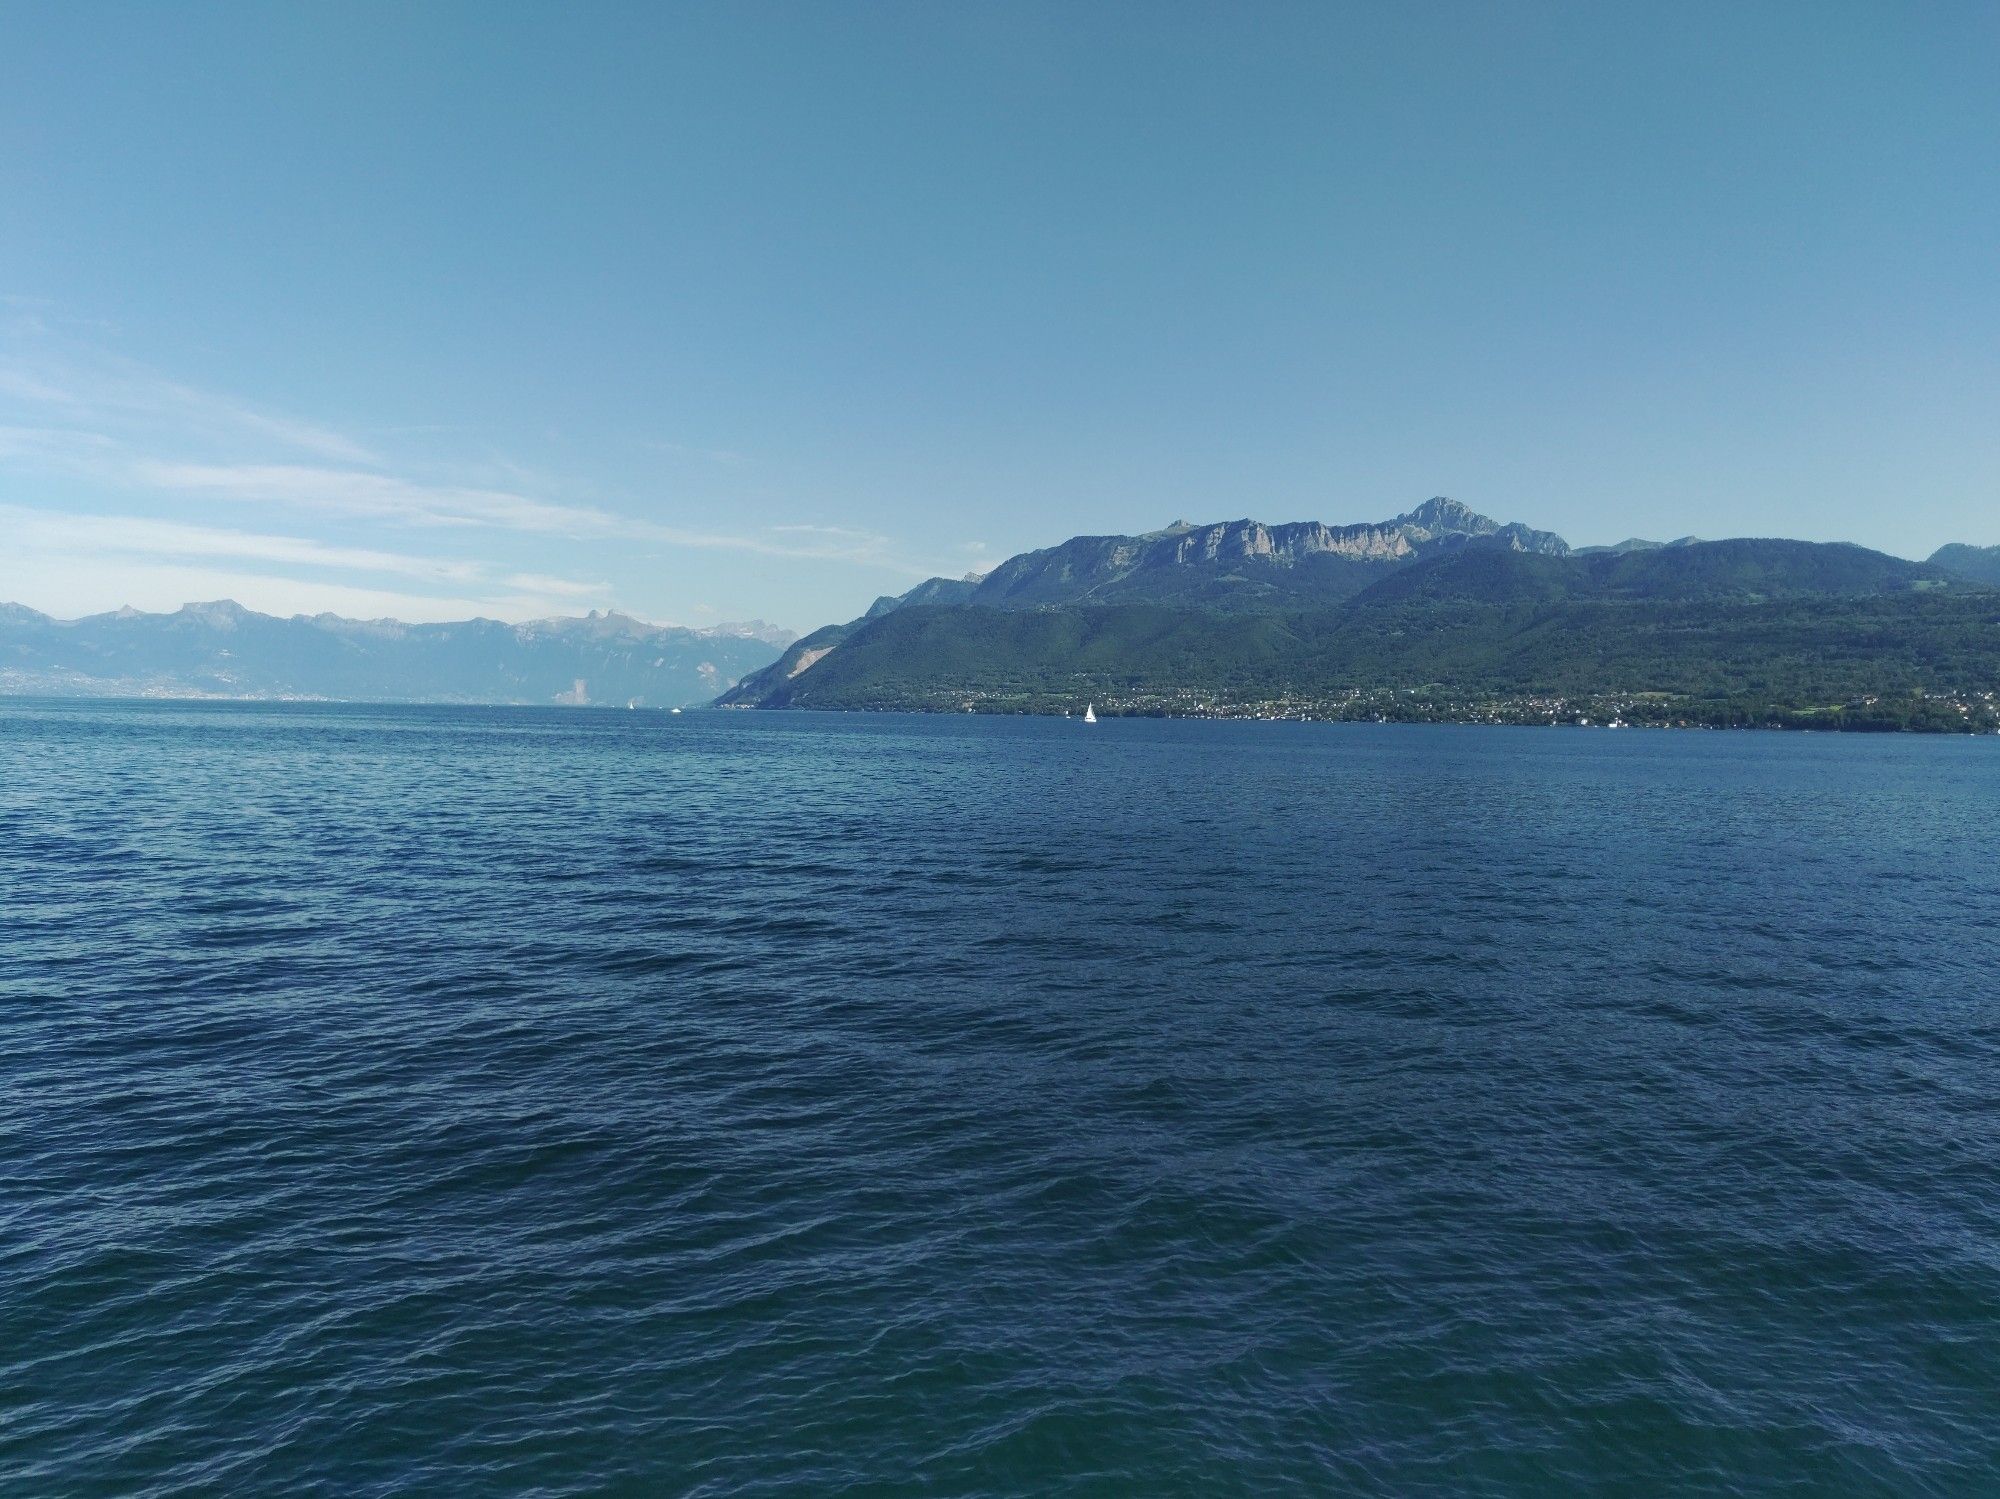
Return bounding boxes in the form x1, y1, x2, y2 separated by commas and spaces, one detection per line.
3, 702, 1997, 1496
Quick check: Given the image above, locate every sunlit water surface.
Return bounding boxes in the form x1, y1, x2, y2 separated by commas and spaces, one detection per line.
3, 702, 1996, 1496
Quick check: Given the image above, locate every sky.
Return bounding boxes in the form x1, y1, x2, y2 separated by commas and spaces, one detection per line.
2, 2, 1997, 630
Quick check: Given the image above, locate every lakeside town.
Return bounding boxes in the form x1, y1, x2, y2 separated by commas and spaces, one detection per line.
930, 686, 2000, 733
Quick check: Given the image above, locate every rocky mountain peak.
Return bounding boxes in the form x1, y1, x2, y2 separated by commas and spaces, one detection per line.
1402, 496, 1495, 535
178, 600, 250, 628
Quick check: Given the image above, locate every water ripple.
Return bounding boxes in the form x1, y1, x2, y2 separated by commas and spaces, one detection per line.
2, 703, 1997, 1496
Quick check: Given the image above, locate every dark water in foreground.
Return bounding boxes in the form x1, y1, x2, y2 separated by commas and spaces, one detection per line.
3, 702, 1997, 1497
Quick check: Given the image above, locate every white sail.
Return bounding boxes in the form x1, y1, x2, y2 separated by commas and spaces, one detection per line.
1083, 703, 1097, 723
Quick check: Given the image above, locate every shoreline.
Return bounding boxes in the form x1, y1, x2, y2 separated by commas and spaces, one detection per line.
10, 693, 1994, 735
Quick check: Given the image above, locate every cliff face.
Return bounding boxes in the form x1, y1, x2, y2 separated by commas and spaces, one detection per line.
966, 498, 1569, 610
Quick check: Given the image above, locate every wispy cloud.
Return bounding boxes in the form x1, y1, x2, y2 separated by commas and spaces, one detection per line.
503, 571, 613, 597
127, 465, 927, 566
0, 422, 120, 460
108, 450, 934, 570
2, 555, 591, 624
0, 349, 373, 463
1, 504, 614, 622
0, 313, 941, 623
633, 517, 929, 571
0, 370, 79, 405
4, 393, 918, 564
128, 460, 617, 533
2, 505, 490, 584
148, 381, 376, 464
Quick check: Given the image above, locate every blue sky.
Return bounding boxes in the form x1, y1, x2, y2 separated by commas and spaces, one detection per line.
3, 2, 1996, 629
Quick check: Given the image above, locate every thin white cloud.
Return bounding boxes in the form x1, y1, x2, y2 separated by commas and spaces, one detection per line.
503, 571, 613, 597
125, 461, 927, 569
148, 378, 376, 463
0, 423, 120, 460
0, 505, 491, 584
0, 349, 374, 463
0, 318, 940, 618
1, 505, 623, 629
0, 555, 590, 624
129, 460, 618, 533
627, 516, 925, 570
0, 370, 78, 405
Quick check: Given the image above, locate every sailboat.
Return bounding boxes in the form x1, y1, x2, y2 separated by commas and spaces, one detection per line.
1083, 703, 1097, 724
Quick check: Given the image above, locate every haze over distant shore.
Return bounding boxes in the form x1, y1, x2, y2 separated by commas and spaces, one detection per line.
0, 601, 793, 707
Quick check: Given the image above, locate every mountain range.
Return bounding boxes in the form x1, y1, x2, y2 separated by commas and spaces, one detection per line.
5, 499, 1995, 725
0, 602, 793, 706
721, 499, 2000, 730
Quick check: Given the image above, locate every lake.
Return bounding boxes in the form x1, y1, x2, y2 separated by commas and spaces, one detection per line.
3, 702, 1996, 1495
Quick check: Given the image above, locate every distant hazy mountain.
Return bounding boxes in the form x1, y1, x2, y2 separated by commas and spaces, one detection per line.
1929, 543, 2000, 587
1572, 536, 1703, 555
0, 602, 793, 706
